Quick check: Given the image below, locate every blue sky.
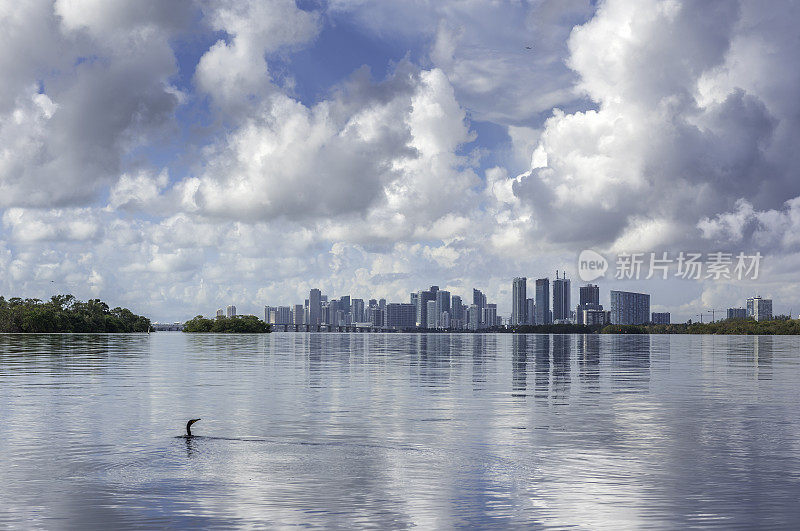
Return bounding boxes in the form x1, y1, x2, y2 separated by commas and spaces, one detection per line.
1, 0, 800, 321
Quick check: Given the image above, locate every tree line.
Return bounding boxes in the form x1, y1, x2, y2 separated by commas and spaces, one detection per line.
0, 295, 151, 333
183, 315, 271, 333
600, 319, 800, 335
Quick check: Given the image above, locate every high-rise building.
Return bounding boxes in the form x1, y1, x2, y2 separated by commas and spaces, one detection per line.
338, 296, 350, 316
727, 307, 747, 320
512, 277, 527, 326
309, 289, 322, 325
651, 312, 670, 324
610, 290, 650, 325
452, 295, 463, 320
473, 289, 486, 325
226, 305, 236, 318
426, 300, 437, 329
484, 303, 498, 327
535, 279, 550, 324
526, 298, 535, 325
435, 290, 451, 328
294, 304, 304, 325
579, 284, 600, 306
552, 272, 571, 322
385, 303, 416, 329
746, 296, 772, 321
576, 283, 602, 325
416, 289, 435, 328
352, 299, 365, 323
468, 304, 480, 330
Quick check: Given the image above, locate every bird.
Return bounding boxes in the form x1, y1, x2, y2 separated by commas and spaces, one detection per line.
185, 418, 201, 437
525, 46, 532, 50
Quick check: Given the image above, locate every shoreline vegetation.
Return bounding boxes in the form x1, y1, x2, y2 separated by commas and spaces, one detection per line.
183, 315, 271, 333
0, 295, 151, 333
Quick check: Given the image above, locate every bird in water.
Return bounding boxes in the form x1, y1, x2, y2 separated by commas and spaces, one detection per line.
185, 418, 201, 437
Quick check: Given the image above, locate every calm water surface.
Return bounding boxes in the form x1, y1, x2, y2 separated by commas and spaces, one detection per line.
1, 332, 799, 528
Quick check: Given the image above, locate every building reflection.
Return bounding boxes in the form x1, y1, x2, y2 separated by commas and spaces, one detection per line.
577, 334, 600, 390
551, 335, 571, 404
511, 335, 528, 397
533, 334, 550, 399
608, 335, 651, 392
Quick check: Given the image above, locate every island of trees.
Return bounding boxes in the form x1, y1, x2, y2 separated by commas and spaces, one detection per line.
0, 295, 151, 333
183, 315, 271, 333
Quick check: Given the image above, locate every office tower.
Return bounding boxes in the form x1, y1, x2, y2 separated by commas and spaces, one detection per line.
512, 277, 527, 326
576, 283, 603, 324
651, 312, 670, 324
727, 307, 747, 320
468, 304, 480, 330
552, 272, 571, 322
216, 308, 224, 319
451, 295, 464, 328
535, 279, 550, 324
526, 298, 535, 325
226, 305, 236, 318
338, 295, 350, 315
484, 303, 498, 327
435, 290, 451, 328
746, 296, 773, 321
579, 284, 600, 306
410, 292, 418, 309
308, 289, 321, 325
294, 304, 304, 325
386, 303, 416, 329
416, 289, 435, 327
264, 306, 273, 323
426, 300, 437, 329
352, 299, 365, 323
610, 290, 650, 325
473, 289, 486, 325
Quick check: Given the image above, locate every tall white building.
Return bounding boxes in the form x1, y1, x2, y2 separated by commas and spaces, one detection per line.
512, 277, 527, 326
226, 305, 236, 318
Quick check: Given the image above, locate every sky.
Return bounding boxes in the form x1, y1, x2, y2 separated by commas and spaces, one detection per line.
2, 0, 800, 322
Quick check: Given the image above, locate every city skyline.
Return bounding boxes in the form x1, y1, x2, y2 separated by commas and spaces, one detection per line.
1, 1, 799, 325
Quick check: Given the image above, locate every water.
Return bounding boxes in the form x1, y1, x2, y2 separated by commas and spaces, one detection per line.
1, 333, 799, 528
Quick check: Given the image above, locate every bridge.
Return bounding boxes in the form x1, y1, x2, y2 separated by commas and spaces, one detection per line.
152, 323, 185, 331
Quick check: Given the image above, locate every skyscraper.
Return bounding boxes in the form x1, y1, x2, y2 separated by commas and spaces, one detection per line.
352, 298, 365, 323
610, 290, 650, 325
294, 304, 304, 325
579, 284, 600, 306
435, 290, 451, 328
552, 272, 571, 322
526, 298, 535, 325
426, 300, 437, 329
535, 279, 550, 324
386, 303, 416, 329
309, 289, 321, 325
512, 277, 527, 326
226, 305, 236, 318
473, 288, 486, 325
452, 295, 464, 329
416, 289, 435, 328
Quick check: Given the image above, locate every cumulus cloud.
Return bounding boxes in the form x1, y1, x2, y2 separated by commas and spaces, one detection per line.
507, 0, 799, 255
0, 0, 189, 207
